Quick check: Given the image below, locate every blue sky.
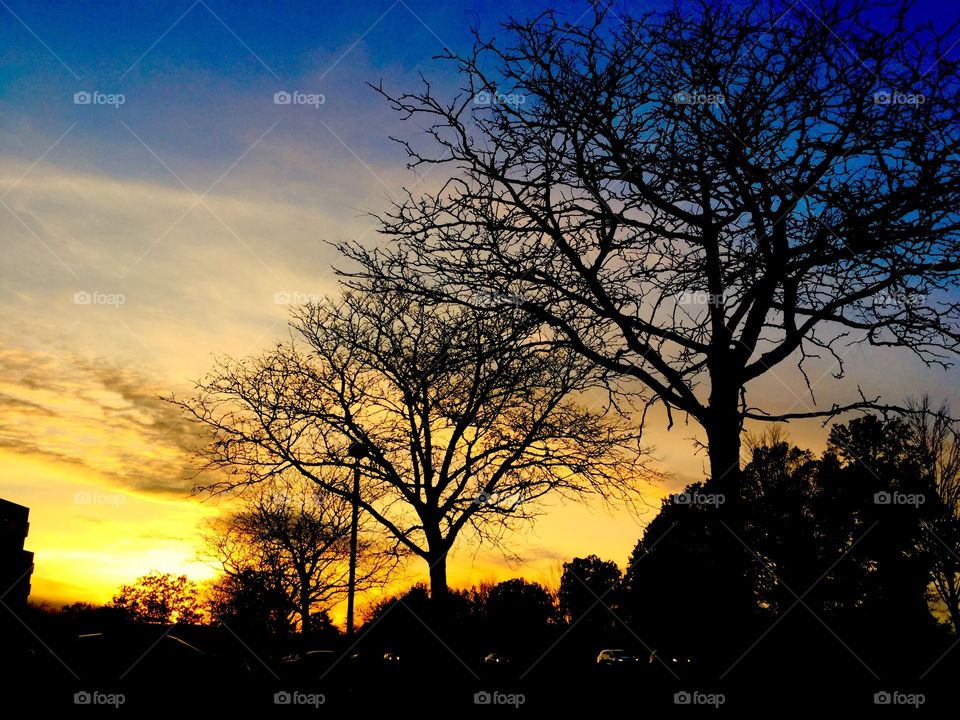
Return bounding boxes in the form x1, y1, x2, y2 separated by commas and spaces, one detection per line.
2, 0, 957, 186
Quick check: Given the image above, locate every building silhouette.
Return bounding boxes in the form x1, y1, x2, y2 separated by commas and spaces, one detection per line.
0, 499, 33, 607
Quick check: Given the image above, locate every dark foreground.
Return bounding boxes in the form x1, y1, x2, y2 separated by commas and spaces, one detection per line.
2, 619, 955, 713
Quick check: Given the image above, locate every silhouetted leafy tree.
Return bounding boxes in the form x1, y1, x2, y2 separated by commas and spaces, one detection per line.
361, 583, 433, 629
740, 431, 822, 615
206, 568, 293, 638
622, 486, 758, 656
446, 578, 557, 659
484, 578, 556, 636
623, 416, 947, 668
358, 582, 478, 653
343, 0, 960, 494
109, 572, 204, 624
823, 415, 938, 631
558, 555, 621, 628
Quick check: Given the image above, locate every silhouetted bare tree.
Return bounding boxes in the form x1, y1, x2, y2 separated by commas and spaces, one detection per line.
175, 291, 656, 607
341, 0, 960, 491
908, 396, 960, 632
203, 476, 395, 634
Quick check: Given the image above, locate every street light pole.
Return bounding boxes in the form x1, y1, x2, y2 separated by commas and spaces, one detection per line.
346, 441, 369, 638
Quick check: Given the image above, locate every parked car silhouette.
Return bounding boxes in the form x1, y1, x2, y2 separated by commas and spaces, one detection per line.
73, 630, 214, 685
483, 652, 511, 664
648, 649, 696, 678
280, 649, 337, 681
596, 649, 642, 665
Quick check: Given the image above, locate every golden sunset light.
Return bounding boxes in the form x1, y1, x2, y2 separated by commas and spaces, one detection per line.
3, 0, 960, 713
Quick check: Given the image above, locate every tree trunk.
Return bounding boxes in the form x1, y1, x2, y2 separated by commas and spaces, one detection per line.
424, 536, 452, 640
299, 578, 311, 636
948, 575, 960, 635
702, 393, 754, 641
704, 403, 743, 496
428, 552, 449, 606
424, 518, 451, 611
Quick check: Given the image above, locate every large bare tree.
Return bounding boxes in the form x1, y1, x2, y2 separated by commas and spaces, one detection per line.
340, 0, 960, 490
176, 291, 654, 605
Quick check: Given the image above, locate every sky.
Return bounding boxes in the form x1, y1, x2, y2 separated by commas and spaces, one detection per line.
1, 0, 960, 617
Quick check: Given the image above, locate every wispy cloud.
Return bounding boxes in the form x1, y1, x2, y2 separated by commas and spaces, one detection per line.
0, 345, 203, 497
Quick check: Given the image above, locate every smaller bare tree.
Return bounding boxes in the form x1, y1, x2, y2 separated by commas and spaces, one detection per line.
908, 396, 960, 633
203, 476, 396, 634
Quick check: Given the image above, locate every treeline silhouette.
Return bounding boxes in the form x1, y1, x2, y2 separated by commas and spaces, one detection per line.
5, 413, 960, 711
